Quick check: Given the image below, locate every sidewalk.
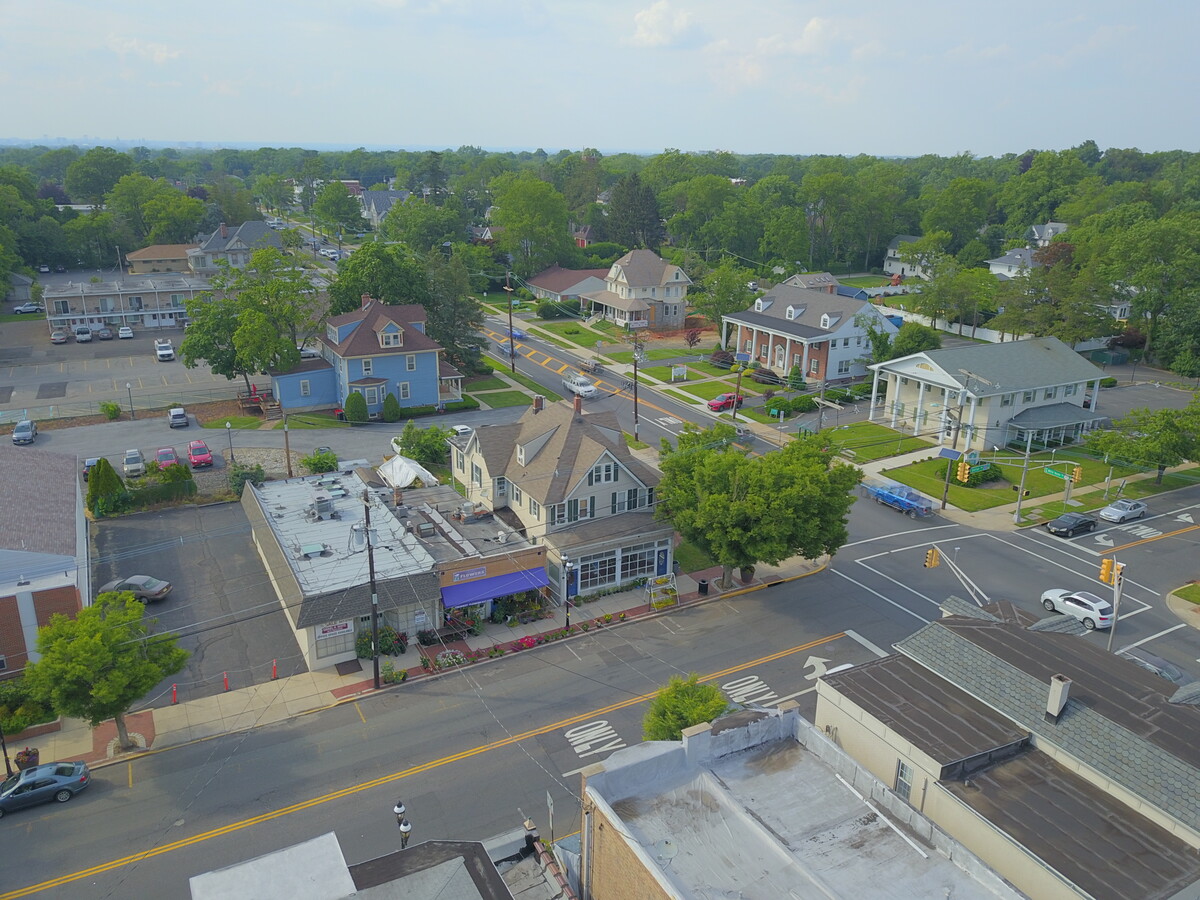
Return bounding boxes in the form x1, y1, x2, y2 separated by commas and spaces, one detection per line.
12, 556, 827, 772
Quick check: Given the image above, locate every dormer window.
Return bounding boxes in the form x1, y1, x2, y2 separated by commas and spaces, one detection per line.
517, 446, 526, 465
820, 313, 831, 328
755, 299, 764, 311
786, 306, 795, 320
380, 331, 402, 348
326, 325, 337, 345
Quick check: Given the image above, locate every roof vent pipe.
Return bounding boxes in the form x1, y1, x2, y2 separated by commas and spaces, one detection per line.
1045, 673, 1071, 723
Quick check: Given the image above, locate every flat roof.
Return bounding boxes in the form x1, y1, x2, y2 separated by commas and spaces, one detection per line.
944, 749, 1200, 900
822, 655, 1028, 765
43, 275, 211, 295
252, 475, 534, 597
601, 738, 1010, 900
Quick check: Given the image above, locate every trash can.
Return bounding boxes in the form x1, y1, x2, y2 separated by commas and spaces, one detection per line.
673, 560, 681, 576
698, 579, 709, 596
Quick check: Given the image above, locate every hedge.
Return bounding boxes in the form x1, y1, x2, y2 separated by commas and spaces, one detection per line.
130, 480, 197, 508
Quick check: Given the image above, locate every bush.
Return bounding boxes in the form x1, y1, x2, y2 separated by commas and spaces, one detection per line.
937, 460, 1002, 488
710, 350, 734, 369
824, 388, 851, 404
1100, 376, 1117, 388
99, 400, 121, 421
343, 391, 369, 423
86, 457, 130, 518
129, 480, 197, 508
0, 678, 52, 736
227, 462, 266, 495
381, 392, 402, 423
157, 462, 194, 484
849, 382, 874, 398
301, 449, 339, 474
537, 299, 577, 319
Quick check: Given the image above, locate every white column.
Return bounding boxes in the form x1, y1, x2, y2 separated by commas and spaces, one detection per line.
784, 337, 793, 375
869, 367, 881, 421
889, 375, 900, 428
800, 342, 811, 380
915, 382, 927, 437
965, 397, 978, 449
1090, 379, 1100, 414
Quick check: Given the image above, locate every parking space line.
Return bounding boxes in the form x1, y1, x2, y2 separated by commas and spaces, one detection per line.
844, 629, 889, 658
354, 701, 366, 724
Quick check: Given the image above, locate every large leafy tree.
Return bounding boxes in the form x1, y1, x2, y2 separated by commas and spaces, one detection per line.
490, 172, 574, 277
381, 195, 468, 250
1085, 400, 1200, 483
607, 172, 661, 249
65, 147, 133, 205
643, 674, 730, 741
657, 428, 860, 588
252, 173, 293, 215
692, 257, 754, 331
424, 249, 486, 372
393, 420, 453, 465
327, 241, 430, 316
25, 593, 188, 750
889, 322, 943, 359
312, 181, 365, 235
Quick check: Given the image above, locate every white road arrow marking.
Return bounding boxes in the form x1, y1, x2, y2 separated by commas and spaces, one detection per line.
1094, 534, 1114, 546
1177, 513, 1194, 523
803, 656, 831, 680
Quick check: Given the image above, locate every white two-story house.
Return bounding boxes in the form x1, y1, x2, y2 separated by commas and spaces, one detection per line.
451, 400, 673, 603
582, 250, 691, 331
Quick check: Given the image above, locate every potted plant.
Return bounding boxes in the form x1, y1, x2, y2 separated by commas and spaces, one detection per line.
14, 747, 39, 770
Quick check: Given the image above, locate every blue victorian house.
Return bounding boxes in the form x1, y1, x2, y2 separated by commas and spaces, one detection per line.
272, 295, 463, 417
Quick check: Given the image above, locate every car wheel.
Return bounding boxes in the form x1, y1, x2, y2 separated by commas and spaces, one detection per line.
1042, 599, 1056, 612
1083, 618, 1096, 630
1087, 522, 1096, 532
54, 789, 73, 803
907, 509, 918, 519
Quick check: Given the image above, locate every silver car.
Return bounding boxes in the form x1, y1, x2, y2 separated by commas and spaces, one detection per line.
123, 448, 146, 477
1098, 499, 1147, 523
0, 761, 91, 819
11, 420, 37, 444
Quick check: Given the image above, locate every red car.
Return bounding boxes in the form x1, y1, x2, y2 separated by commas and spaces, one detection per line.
187, 440, 213, 468
707, 392, 745, 412
155, 447, 179, 468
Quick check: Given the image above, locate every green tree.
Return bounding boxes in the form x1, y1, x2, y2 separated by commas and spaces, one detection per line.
657, 429, 860, 589
607, 172, 661, 249
425, 249, 486, 372
327, 241, 430, 316
84, 457, 129, 517
393, 420, 452, 465
24, 593, 188, 750
312, 181, 365, 235
889, 322, 943, 359
280, 227, 303, 252
920, 178, 993, 254
1085, 401, 1200, 483
490, 172, 574, 277
381, 392, 402, 423
65, 147, 133, 205
691, 257, 754, 327
106, 174, 174, 242
300, 449, 338, 473
381, 195, 468, 250
344, 391, 368, 422
253, 173, 292, 214
143, 190, 205, 244
642, 674, 730, 741
205, 175, 258, 225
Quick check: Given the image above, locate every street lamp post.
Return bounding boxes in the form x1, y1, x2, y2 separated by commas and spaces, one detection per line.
364, 489, 381, 690
503, 272, 516, 373
126, 382, 135, 420
562, 556, 574, 628
0, 719, 13, 776
225, 422, 235, 464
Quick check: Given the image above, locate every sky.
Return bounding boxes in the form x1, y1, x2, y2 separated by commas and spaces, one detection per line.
2, 0, 1197, 158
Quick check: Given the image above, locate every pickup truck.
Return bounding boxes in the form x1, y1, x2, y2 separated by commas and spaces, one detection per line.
154, 338, 175, 361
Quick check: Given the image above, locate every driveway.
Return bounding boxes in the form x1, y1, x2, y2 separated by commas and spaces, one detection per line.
90, 503, 306, 707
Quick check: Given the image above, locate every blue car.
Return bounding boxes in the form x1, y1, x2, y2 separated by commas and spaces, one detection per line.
0, 761, 91, 819
507, 327, 526, 340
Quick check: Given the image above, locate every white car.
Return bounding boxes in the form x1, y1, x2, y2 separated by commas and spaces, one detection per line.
450, 425, 473, 438
1041, 589, 1114, 630
562, 373, 598, 397
297, 345, 321, 359
1098, 499, 1147, 523
118, 326, 134, 339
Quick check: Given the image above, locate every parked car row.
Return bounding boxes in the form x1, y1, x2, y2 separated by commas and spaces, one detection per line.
1045, 500, 1150, 539
48, 325, 134, 343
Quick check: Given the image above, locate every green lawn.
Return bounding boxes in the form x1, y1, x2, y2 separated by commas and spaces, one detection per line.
276, 413, 349, 430
839, 276, 891, 288
640, 364, 700, 383
203, 416, 261, 430
883, 459, 1013, 511
463, 375, 508, 391
1175, 584, 1200, 605
674, 538, 716, 573
676, 381, 760, 401
535, 320, 606, 348
607, 348, 684, 364
623, 433, 650, 450
479, 391, 532, 409
483, 359, 564, 402
663, 390, 698, 406
829, 422, 935, 461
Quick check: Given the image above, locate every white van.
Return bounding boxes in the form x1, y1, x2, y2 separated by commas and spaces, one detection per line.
562, 373, 597, 397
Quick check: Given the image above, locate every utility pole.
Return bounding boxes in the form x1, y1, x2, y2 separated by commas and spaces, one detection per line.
283, 415, 293, 478
940, 369, 994, 511
363, 489, 381, 690
503, 272, 516, 373
1012, 429, 1035, 524
631, 331, 644, 442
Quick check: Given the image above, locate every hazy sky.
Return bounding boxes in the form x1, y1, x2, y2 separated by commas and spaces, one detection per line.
3, 0, 1195, 157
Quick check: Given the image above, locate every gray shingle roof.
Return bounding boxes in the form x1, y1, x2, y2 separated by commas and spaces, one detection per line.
724, 283, 869, 338
888, 337, 1103, 396
296, 572, 440, 628
609, 249, 690, 289
1007, 402, 1108, 429
896, 616, 1200, 833
0, 445, 78, 557
198, 221, 282, 253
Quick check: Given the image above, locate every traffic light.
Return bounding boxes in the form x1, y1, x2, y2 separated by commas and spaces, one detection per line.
1072, 465, 1083, 483
924, 547, 940, 568
1099, 558, 1113, 584
957, 459, 970, 482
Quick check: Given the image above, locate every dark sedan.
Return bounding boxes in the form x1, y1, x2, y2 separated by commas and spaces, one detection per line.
0, 761, 91, 819
1045, 512, 1098, 537
99, 575, 173, 602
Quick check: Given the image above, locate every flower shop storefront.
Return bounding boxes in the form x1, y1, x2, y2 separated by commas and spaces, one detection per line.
436, 548, 548, 625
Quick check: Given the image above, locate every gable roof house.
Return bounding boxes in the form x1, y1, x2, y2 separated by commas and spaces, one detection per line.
187, 221, 283, 275
582, 250, 691, 331
125, 243, 199, 274
722, 282, 898, 384
525, 265, 609, 306
271, 296, 462, 417
1028, 221, 1068, 247
986, 246, 1043, 280
815, 599, 1200, 900
360, 190, 412, 229
882, 235, 933, 280
0, 445, 88, 680
451, 400, 674, 604
867, 336, 1107, 451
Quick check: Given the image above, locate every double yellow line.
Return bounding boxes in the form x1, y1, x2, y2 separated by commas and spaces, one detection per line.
3, 632, 843, 898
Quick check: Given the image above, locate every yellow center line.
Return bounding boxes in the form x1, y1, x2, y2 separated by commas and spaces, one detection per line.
1103, 522, 1200, 553
2, 633, 844, 898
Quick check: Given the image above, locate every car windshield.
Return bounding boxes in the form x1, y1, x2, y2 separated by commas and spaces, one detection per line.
1, 773, 19, 793
138, 577, 166, 590
125, 452, 140, 462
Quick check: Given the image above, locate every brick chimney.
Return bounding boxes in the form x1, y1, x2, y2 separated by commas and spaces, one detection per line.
219, 222, 228, 239
573, 394, 583, 416
1045, 674, 1071, 724
361, 293, 373, 310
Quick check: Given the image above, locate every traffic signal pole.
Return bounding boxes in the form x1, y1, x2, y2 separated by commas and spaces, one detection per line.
1104, 559, 1126, 652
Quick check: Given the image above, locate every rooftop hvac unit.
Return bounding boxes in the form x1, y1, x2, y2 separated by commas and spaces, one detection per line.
460, 501, 474, 519
497, 530, 508, 544
313, 490, 334, 519
417, 522, 436, 539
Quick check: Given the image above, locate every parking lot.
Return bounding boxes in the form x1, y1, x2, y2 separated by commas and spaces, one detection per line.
90, 503, 306, 707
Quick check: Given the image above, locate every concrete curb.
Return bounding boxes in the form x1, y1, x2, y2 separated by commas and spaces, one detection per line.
1164, 588, 1200, 632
